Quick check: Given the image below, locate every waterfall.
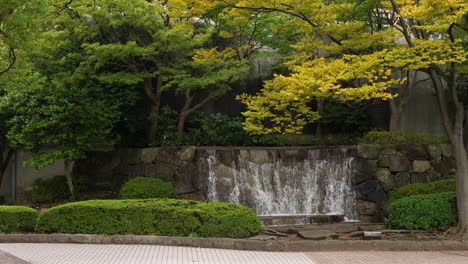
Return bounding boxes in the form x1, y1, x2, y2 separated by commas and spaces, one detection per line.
202, 148, 357, 220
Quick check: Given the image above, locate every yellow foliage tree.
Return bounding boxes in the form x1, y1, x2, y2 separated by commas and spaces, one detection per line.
175, 0, 468, 237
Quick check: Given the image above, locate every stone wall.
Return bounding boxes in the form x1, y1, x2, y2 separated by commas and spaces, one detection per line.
354, 144, 456, 222
74, 145, 456, 223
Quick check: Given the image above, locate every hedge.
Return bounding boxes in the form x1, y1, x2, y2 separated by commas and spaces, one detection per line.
0, 206, 38, 232
32, 175, 70, 203
385, 192, 457, 230
35, 199, 261, 238
359, 131, 449, 145
391, 179, 456, 201
119, 177, 178, 199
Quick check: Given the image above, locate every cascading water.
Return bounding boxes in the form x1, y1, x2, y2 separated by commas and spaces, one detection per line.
201, 148, 357, 220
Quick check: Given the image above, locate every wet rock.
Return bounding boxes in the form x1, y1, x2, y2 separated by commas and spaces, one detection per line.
375, 168, 397, 192
357, 145, 382, 159
397, 144, 429, 161
395, 172, 410, 188
412, 160, 432, 173
354, 171, 373, 184
357, 200, 377, 216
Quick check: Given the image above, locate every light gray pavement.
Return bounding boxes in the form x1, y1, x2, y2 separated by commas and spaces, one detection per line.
0, 244, 467, 264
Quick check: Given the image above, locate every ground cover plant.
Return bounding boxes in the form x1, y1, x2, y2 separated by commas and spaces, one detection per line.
35, 199, 261, 238
0, 206, 38, 232
119, 177, 178, 199
386, 192, 457, 230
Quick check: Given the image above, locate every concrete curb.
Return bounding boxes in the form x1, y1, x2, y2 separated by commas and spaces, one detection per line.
0, 234, 467, 252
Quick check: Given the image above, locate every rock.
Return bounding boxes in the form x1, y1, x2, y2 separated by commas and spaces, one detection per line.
357, 200, 377, 216
127, 149, 142, 164
431, 157, 456, 177
263, 229, 289, 237
348, 231, 364, 237
440, 144, 454, 158
411, 173, 427, 184
357, 180, 379, 195
380, 148, 398, 155
248, 150, 270, 164
368, 160, 378, 174
357, 145, 382, 160
363, 231, 383, 240
366, 187, 387, 203
141, 148, 159, 164
375, 168, 397, 192
397, 144, 429, 161
426, 168, 442, 182
412, 160, 432, 173
377, 152, 411, 172
177, 146, 196, 162
354, 171, 373, 184
425, 145, 442, 159
395, 172, 410, 188
297, 230, 338, 240
388, 153, 411, 172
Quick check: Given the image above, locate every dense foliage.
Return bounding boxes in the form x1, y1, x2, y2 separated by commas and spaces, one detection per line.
359, 131, 450, 145
119, 177, 178, 199
32, 176, 71, 203
386, 192, 458, 230
391, 179, 456, 201
0, 206, 38, 232
320, 100, 370, 134
36, 199, 261, 237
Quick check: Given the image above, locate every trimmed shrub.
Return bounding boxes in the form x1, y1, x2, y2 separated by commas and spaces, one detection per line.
359, 130, 449, 145
391, 179, 456, 200
0, 206, 38, 232
32, 175, 71, 203
35, 199, 262, 238
119, 177, 178, 199
385, 192, 457, 230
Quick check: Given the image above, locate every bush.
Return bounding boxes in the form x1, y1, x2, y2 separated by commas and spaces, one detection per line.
119, 177, 178, 199
386, 192, 457, 230
0, 206, 38, 232
35, 199, 262, 237
359, 130, 450, 145
391, 179, 456, 200
32, 175, 70, 203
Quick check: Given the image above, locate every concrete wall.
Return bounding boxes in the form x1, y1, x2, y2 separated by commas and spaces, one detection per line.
0, 149, 65, 204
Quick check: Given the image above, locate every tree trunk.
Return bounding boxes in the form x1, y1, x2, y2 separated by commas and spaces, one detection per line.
389, 101, 403, 132
144, 77, 162, 145
454, 135, 468, 239
315, 99, 325, 137
177, 112, 188, 141
0, 148, 14, 190
64, 160, 75, 199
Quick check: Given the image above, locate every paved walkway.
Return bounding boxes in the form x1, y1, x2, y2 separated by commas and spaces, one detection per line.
0, 244, 467, 264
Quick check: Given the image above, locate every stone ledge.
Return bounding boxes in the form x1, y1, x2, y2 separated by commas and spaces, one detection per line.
0, 234, 466, 252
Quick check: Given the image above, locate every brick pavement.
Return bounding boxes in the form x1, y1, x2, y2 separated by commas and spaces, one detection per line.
0, 244, 467, 264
